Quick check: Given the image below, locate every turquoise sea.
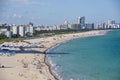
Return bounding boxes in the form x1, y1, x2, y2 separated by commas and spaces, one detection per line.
47, 30, 120, 80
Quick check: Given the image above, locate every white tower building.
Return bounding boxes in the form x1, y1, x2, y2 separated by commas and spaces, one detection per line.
77, 16, 85, 24
77, 16, 81, 24
12, 25, 18, 35
29, 25, 34, 35
19, 26, 25, 37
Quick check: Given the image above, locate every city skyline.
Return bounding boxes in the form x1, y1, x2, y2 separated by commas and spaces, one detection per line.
0, 0, 120, 25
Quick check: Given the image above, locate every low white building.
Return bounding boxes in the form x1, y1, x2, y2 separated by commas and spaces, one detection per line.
5, 31, 12, 38
0, 28, 7, 32
0, 28, 8, 37
70, 23, 81, 30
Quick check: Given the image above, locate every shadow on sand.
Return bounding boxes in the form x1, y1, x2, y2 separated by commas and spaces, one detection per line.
0, 49, 44, 55
13, 50, 44, 54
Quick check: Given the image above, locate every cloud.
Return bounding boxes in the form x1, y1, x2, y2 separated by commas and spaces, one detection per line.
12, 13, 22, 19
27, 1, 49, 5
13, 13, 17, 17
7, 0, 29, 3
6, 0, 49, 6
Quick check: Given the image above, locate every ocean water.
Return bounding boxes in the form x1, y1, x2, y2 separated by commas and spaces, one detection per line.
47, 30, 120, 80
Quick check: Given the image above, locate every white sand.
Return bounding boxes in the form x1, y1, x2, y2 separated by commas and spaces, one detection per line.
0, 54, 55, 80
0, 30, 109, 80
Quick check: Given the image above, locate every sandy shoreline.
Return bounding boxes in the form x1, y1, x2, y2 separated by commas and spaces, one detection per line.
0, 30, 109, 80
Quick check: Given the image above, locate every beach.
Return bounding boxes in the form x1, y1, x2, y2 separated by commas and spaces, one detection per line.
0, 30, 109, 80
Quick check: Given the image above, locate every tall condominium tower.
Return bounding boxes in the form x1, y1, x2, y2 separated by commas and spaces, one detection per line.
19, 26, 25, 37
12, 25, 18, 35
77, 16, 85, 25
108, 20, 115, 24
77, 17, 81, 24
29, 25, 34, 34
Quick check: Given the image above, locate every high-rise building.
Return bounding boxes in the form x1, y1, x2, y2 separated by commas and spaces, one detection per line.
77, 16, 85, 25
77, 17, 81, 24
12, 25, 18, 35
98, 23, 106, 29
29, 25, 34, 35
24, 23, 34, 36
85, 23, 94, 30
64, 20, 68, 25
108, 20, 115, 24
70, 23, 80, 30
77, 16, 85, 29
19, 26, 25, 37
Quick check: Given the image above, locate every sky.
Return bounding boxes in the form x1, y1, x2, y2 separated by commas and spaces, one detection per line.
0, 0, 120, 25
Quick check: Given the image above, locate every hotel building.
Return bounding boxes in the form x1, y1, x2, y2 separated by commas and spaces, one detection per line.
19, 26, 25, 37
12, 25, 18, 35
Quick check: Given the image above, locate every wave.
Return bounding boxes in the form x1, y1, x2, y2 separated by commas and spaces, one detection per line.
46, 55, 63, 80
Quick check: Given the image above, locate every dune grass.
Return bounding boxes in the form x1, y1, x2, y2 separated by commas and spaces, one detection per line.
0, 38, 25, 44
